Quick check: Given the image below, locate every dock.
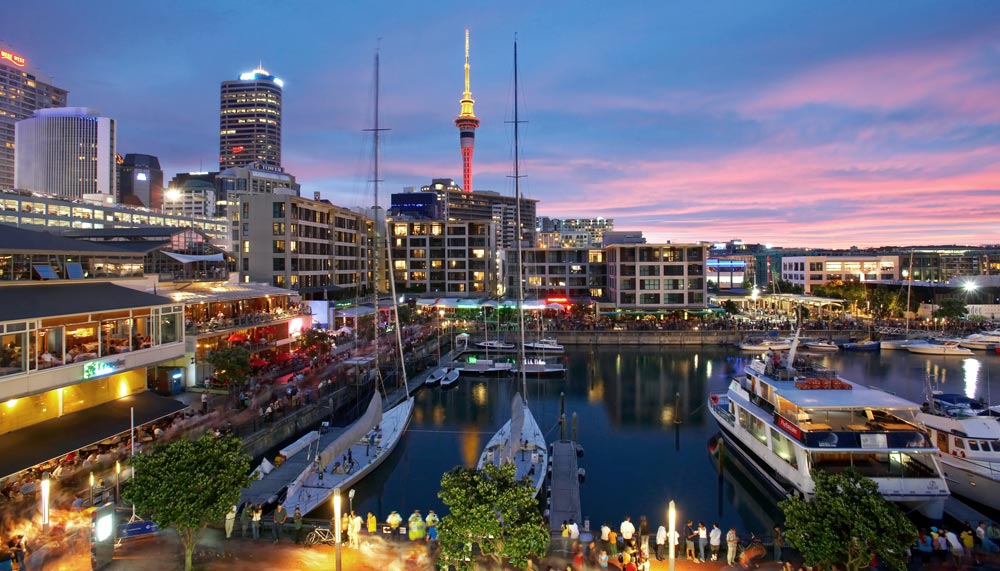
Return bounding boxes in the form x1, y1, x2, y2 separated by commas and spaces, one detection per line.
548, 440, 583, 532
241, 424, 348, 508
944, 496, 992, 525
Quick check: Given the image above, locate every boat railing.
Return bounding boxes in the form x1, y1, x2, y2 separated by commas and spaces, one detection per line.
772, 411, 931, 449
710, 395, 735, 426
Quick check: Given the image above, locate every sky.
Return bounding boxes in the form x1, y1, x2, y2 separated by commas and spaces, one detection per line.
4, 1, 1000, 248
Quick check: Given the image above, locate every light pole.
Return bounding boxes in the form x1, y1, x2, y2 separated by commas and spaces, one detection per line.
668, 500, 676, 571
349, 488, 356, 514
333, 487, 342, 571
89, 471, 95, 507
115, 461, 121, 504
40, 472, 51, 530
437, 309, 445, 363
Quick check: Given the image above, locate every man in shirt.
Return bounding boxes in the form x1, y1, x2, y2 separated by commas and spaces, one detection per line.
709, 524, 722, 561
621, 516, 636, 549
685, 521, 697, 561
655, 524, 668, 561
726, 528, 739, 566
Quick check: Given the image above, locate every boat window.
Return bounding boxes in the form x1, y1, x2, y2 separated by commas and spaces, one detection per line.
953, 437, 965, 449
969, 441, 980, 451
991, 441, 1000, 452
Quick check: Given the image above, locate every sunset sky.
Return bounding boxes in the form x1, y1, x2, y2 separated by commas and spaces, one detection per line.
6, 1, 1000, 248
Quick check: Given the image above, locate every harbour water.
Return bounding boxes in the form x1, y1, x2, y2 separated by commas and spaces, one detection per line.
313, 346, 1000, 534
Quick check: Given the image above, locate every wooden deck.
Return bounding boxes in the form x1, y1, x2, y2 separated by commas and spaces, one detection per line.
548, 440, 582, 532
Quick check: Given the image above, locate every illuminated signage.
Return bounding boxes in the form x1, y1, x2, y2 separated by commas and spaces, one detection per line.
135, 172, 148, 181
288, 317, 304, 337
83, 357, 127, 380
1, 50, 26, 68
232, 146, 245, 154
546, 297, 569, 304
775, 415, 803, 441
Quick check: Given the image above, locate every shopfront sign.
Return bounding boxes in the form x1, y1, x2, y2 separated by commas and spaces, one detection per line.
1, 50, 26, 68
775, 415, 803, 441
83, 357, 127, 380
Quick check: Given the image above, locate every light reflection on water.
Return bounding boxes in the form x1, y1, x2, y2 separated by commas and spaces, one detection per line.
323, 347, 999, 534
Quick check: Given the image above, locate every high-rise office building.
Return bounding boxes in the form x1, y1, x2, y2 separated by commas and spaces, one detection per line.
15, 107, 117, 199
219, 67, 282, 170
0, 46, 68, 190
118, 153, 163, 209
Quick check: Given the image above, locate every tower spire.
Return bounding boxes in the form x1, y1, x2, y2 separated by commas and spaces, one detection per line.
454, 28, 480, 193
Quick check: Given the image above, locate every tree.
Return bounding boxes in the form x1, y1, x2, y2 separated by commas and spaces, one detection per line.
124, 434, 253, 571
779, 469, 916, 571
933, 298, 967, 320
300, 327, 333, 360
437, 463, 549, 571
721, 300, 740, 315
204, 345, 251, 389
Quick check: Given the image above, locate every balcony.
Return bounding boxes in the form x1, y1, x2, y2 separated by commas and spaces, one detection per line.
185, 305, 312, 336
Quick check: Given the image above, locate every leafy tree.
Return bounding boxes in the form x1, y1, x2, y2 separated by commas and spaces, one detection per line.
771, 279, 803, 295
124, 434, 253, 571
204, 345, 251, 389
300, 327, 333, 360
933, 298, 968, 320
779, 469, 916, 571
721, 300, 740, 315
437, 463, 549, 571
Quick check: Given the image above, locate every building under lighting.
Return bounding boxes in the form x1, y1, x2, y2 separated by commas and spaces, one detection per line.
118, 153, 164, 209
780, 255, 900, 293
605, 243, 709, 310
220, 67, 283, 170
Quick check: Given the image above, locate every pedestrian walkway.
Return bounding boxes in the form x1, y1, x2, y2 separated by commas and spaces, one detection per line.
548, 440, 582, 534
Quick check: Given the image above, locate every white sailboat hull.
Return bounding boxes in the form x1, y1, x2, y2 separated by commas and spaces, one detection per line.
477, 403, 548, 497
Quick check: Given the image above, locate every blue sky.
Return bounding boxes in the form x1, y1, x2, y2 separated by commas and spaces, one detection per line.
6, 1, 1000, 247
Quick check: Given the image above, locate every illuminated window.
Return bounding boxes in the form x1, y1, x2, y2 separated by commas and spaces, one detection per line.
242, 241, 250, 253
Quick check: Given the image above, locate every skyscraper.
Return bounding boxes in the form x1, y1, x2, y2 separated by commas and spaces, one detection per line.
454, 29, 479, 193
118, 153, 164, 209
219, 67, 283, 170
15, 107, 117, 199
0, 46, 68, 190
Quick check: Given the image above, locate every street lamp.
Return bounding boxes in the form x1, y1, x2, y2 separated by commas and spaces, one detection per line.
40, 472, 51, 529
668, 500, 677, 571
115, 461, 121, 504
89, 471, 95, 507
437, 309, 445, 363
349, 488, 355, 514
333, 487, 342, 571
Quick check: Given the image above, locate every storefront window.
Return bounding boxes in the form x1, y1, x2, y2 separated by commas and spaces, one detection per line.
160, 313, 180, 344
101, 317, 135, 356
66, 322, 99, 363
37, 326, 65, 369
0, 332, 25, 376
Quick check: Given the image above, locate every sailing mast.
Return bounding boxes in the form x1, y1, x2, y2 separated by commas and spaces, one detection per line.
904, 249, 914, 340
366, 49, 389, 388
512, 39, 529, 400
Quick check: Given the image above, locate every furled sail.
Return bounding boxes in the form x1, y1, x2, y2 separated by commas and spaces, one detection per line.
505, 393, 525, 463
318, 392, 382, 471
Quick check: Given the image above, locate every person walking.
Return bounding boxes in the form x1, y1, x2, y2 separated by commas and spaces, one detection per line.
697, 522, 708, 563
655, 524, 667, 561
272, 503, 287, 543
293, 508, 304, 544
726, 528, 739, 566
772, 525, 784, 563
709, 524, 722, 561
224, 505, 237, 539
251, 504, 262, 540
685, 521, 697, 561
240, 503, 251, 539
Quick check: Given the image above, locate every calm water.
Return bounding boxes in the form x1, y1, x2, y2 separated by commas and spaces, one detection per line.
318, 346, 1000, 534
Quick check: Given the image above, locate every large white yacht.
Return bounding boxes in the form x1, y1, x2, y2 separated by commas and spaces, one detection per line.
708, 343, 949, 520
917, 392, 1000, 510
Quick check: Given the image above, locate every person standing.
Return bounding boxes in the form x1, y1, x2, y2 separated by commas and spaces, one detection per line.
709, 524, 722, 561
349, 511, 363, 548
408, 510, 426, 542
272, 503, 287, 543
293, 508, 304, 544
685, 521, 697, 561
387, 510, 402, 536
600, 523, 611, 553
697, 522, 708, 562
639, 515, 650, 554
655, 524, 667, 561
224, 505, 237, 540
569, 519, 580, 541
621, 516, 636, 549
240, 503, 251, 539
726, 528, 739, 566
772, 525, 783, 563
426, 510, 440, 534
367, 512, 378, 535
201, 391, 209, 414
11, 536, 26, 571
251, 504, 262, 540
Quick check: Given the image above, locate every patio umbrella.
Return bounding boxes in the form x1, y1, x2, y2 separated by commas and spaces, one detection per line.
228, 332, 248, 343
273, 353, 293, 363
250, 358, 268, 368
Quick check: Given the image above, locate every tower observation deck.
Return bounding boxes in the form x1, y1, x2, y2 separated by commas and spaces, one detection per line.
454, 29, 479, 193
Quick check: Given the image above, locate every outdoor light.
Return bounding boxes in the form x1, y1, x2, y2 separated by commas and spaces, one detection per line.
115, 460, 121, 504
964, 281, 979, 292
349, 488, 356, 513
89, 471, 95, 506
333, 487, 342, 571
40, 472, 51, 527
668, 500, 676, 571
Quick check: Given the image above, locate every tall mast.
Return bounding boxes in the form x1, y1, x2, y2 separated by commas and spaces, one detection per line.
366, 49, 390, 385
512, 39, 529, 399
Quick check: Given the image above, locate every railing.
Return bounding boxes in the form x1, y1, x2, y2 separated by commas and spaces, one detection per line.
186, 306, 312, 335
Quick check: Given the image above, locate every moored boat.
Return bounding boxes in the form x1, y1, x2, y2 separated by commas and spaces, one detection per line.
802, 340, 839, 352
739, 338, 791, 352
840, 339, 880, 352
440, 368, 461, 389
425, 367, 451, 387
907, 340, 974, 356
513, 357, 566, 377
524, 337, 564, 353
477, 339, 516, 351
477, 393, 548, 496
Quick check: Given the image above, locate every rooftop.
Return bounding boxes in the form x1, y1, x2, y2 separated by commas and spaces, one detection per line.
0, 224, 131, 255
158, 282, 298, 304
0, 282, 175, 322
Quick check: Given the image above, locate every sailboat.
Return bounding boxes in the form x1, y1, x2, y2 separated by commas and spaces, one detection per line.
881, 250, 928, 350
477, 38, 549, 497
279, 48, 414, 516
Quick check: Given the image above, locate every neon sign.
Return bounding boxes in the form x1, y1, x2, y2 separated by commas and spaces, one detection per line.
83, 357, 126, 380
232, 146, 245, 154
0, 50, 26, 68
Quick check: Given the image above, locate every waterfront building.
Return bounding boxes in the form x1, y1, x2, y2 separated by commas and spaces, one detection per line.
454, 29, 479, 193
602, 230, 646, 246
216, 162, 299, 217
15, 107, 117, 199
233, 192, 370, 295
388, 219, 497, 297
536, 217, 613, 248
0, 46, 68, 191
219, 67, 282, 170
507, 247, 606, 302
605, 243, 708, 310
0, 189, 228, 245
118, 153, 163, 209
780, 255, 899, 293
0, 224, 188, 480
706, 257, 749, 290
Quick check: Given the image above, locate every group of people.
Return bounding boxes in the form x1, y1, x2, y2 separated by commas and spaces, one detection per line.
0, 535, 27, 571
233, 503, 307, 544
913, 522, 1000, 566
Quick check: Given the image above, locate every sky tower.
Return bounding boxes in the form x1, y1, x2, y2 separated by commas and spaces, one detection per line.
454, 29, 479, 193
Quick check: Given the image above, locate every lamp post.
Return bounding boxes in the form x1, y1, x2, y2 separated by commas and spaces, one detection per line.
115, 461, 121, 504
333, 487, 342, 571
668, 500, 677, 571
40, 472, 51, 529
349, 488, 355, 514
89, 471, 95, 507
437, 309, 445, 363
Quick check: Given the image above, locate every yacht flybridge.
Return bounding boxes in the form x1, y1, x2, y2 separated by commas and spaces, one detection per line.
708, 340, 949, 520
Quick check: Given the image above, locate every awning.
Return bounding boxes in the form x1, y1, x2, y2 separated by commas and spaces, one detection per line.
0, 391, 188, 479
162, 251, 226, 264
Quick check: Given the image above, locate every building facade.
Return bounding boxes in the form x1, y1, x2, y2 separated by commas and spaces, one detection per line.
0, 46, 68, 191
536, 217, 613, 248
220, 67, 282, 170
15, 107, 117, 199
118, 153, 163, 209
606, 243, 708, 309
388, 219, 497, 296
780, 255, 900, 293
507, 247, 607, 301
217, 163, 299, 218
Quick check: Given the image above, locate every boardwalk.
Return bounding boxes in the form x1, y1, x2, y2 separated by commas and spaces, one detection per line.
548, 440, 582, 532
